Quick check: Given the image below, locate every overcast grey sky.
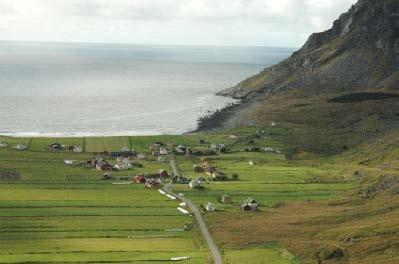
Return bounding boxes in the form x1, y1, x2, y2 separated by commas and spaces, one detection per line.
0, 0, 357, 47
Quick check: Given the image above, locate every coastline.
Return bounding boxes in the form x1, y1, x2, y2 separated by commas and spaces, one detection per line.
192, 95, 259, 133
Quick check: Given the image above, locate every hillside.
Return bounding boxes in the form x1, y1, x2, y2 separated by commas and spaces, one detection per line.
197, 0, 399, 154
219, 0, 398, 99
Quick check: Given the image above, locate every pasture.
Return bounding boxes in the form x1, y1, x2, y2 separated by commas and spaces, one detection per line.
0, 135, 215, 263
0, 129, 360, 263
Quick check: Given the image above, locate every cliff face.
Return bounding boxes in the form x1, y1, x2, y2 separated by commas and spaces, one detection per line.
219, 0, 399, 99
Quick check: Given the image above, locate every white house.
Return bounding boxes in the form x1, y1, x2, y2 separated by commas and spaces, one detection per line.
73, 146, 83, 153
160, 147, 168, 155
64, 160, 76, 165
205, 202, 216, 211
15, 144, 28, 151
115, 156, 132, 170
189, 179, 203, 189
0, 141, 8, 148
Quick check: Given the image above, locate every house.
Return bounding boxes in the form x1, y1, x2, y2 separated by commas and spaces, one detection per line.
203, 162, 216, 175
244, 146, 261, 152
210, 143, 229, 153
15, 144, 28, 151
157, 156, 166, 162
102, 173, 114, 180
189, 178, 204, 189
145, 178, 160, 189
73, 146, 83, 153
95, 159, 112, 171
133, 175, 146, 184
264, 147, 275, 152
49, 143, 63, 151
205, 202, 216, 211
68, 145, 83, 153
159, 147, 168, 155
220, 194, 232, 204
115, 156, 132, 170
159, 169, 169, 178
212, 171, 229, 181
229, 134, 239, 139
175, 145, 190, 154
64, 160, 76, 165
0, 141, 8, 148
175, 176, 189, 184
137, 153, 147, 160
271, 121, 276, 127
241, 197, 258, 211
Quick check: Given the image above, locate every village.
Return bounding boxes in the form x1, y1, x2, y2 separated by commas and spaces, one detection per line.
0, 135, 274, 213
59, 139, 264, 212
0, 129, 360, 264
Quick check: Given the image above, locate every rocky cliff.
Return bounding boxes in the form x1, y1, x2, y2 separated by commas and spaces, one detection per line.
219, 0, 399, 99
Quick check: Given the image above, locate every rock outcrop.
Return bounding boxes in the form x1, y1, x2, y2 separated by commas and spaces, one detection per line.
219, 0, 399, 99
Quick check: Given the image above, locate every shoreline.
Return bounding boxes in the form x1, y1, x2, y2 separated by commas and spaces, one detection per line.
191, 96, 255, 133
0, 93, 245, 138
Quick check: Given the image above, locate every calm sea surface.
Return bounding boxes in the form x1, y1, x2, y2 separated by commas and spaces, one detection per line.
0, 42, 294, 136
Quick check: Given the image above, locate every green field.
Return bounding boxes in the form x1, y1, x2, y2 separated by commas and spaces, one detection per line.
0, 135, 215, 263
1, 129, 391, 263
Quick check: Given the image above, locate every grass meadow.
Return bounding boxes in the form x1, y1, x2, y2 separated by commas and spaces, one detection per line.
0, 129, 371, 263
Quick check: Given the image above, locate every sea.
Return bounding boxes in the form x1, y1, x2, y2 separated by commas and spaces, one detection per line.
0, 42, 294, 137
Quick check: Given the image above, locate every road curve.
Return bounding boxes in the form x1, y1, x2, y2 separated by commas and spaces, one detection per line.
165, 154, 223, 264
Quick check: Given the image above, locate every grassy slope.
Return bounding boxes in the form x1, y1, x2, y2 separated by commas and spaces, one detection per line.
202, 91, 399, 263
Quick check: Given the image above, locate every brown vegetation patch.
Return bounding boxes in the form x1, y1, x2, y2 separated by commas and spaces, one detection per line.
208, 196, 399, 263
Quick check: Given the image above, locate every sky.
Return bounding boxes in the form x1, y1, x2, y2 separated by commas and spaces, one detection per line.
0, 0, 357, 47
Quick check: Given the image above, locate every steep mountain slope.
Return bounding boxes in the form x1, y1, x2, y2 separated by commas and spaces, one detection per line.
219, 0, 398, 99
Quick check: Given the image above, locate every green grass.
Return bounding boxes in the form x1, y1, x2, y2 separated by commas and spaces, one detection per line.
2, 128, 392, 263
0, 135, 216, 263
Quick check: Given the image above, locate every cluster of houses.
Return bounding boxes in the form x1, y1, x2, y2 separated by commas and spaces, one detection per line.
87, 156, 134, 172
244, 146, 281, 154
202, 195, 259, 212
85, 146, 137, 171
133, 169, 169, 189
174, 143, 229, 157
15, 144, 28, 151
149, 142, 169, 156
0, 141, 29, 151
192, 160, 229, 182
49, 143, 83, 152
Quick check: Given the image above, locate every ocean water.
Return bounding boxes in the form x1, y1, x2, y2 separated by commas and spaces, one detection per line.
0, 42, 294, 137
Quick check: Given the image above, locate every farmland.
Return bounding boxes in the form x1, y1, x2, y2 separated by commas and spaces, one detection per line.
0, 135, 212, 263
0, 126, 397, 263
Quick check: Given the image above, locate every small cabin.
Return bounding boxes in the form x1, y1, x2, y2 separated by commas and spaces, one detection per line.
159, 147, 168, 155
220, 194, 232, 204
205, 202, 216, 212
15, 144, 28, 151
159, 169, 169, 178
189, 179, 204, 189
241, 197, 258, 211
145, 178, 160, 189
49, 143, 63, 151
133, 175, 146, 184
